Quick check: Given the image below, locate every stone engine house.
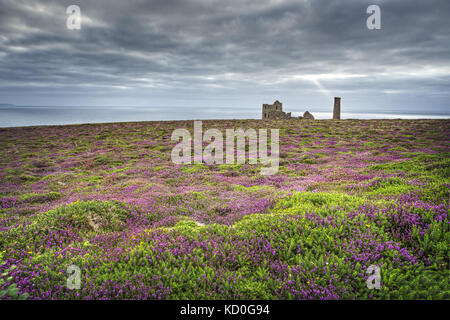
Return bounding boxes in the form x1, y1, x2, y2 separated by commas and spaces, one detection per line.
262, 97, 340, 120
262, 100, 292, 120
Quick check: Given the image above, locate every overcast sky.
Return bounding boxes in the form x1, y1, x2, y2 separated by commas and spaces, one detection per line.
0, 0, 449, 115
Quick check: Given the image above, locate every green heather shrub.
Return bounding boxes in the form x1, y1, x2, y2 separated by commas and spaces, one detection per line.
181, 164, 207, 173
19, 174, 39, 183
94, 154, 123, 167
369, 152, 450, 178
273, 191, 367, 213
21, 192, 62, 203
366, 177, 419, 195
31, 200, 129, 233
0, 201, 131, 256
232, 185, 276, 192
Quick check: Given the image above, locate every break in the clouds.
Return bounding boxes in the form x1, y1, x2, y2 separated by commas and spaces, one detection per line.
0, 0, 449, 115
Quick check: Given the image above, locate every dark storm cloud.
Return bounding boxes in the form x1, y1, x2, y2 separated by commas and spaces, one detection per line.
0, 0, 449, 114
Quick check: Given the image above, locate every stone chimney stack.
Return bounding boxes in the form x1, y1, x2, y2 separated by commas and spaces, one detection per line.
333, 97, 341, 120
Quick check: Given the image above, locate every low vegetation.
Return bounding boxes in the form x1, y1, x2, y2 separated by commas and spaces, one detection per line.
0, 119, 448, 299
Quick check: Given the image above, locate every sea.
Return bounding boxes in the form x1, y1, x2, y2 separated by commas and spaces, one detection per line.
0, 106, 448, 128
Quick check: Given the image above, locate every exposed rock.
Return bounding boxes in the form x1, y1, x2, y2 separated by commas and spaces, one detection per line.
303, 111, 315, 120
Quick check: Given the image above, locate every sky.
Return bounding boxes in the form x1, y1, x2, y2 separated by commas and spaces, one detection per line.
0, 0, 449, 116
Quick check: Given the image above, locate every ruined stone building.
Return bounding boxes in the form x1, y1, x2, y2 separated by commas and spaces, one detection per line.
262, 97, 342, 120
262, 100, 292, 119
262, 100, 314, 120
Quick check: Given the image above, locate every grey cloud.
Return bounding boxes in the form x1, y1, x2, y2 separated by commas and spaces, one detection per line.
0, 0, 449, 114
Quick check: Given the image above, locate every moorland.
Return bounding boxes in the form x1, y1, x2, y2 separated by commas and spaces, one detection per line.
0, 119, 448, 299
